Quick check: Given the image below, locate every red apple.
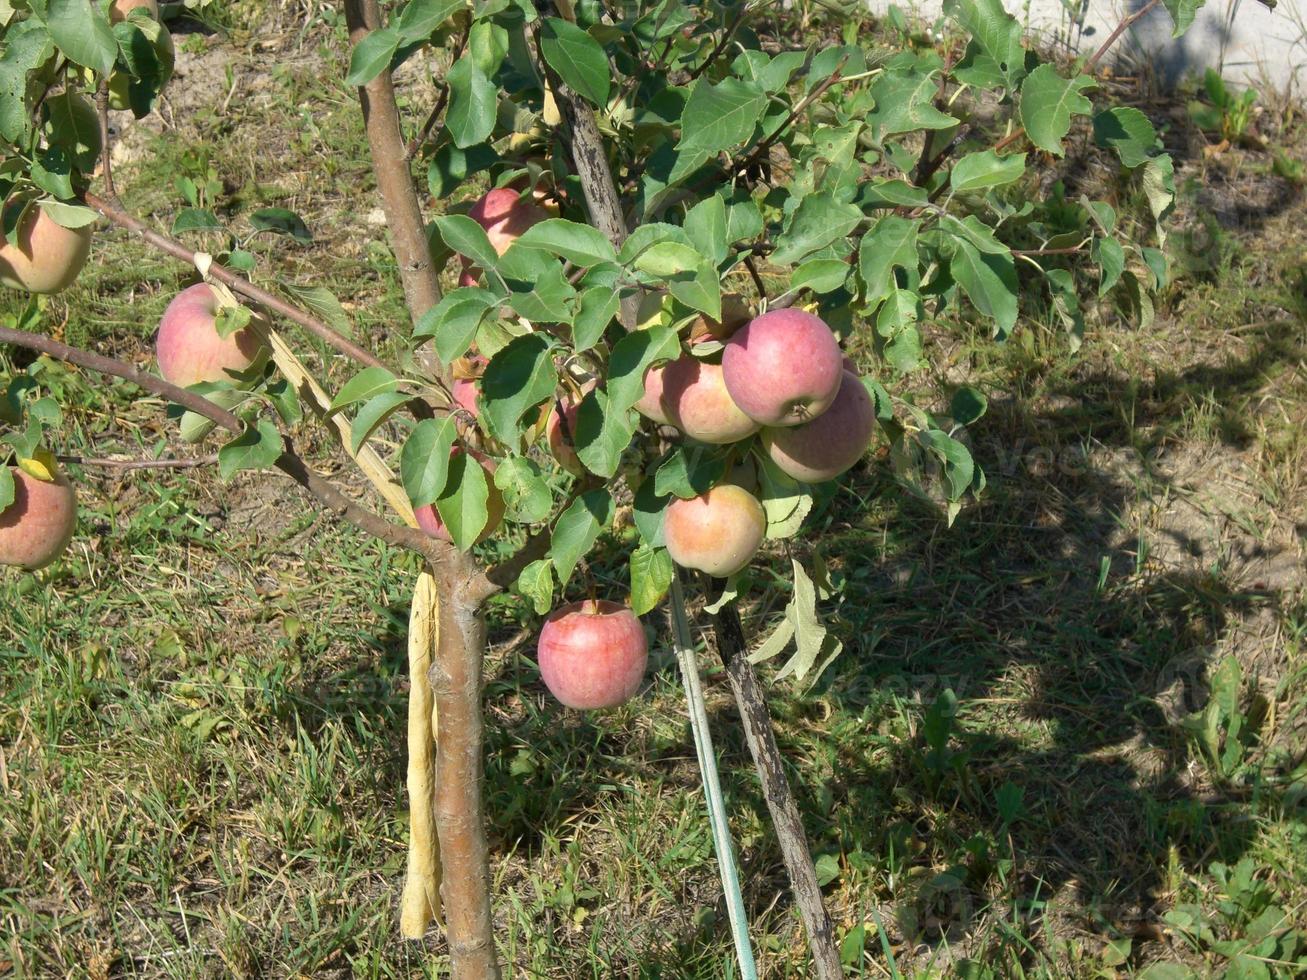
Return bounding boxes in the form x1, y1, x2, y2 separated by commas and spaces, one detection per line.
635, 361, 671, 425
467, 187, 548, 257
0, 465, 77, 570
537, 599, 648, 709
452, 377, 480, 417
762, 371, 876, 482
721, 309, 843, 426
156, 282, 268, 388
412, 447, 505, 544
664, 484, 766, 577
0, 199, 93, 295
109, 0, 159, 21
656, 356, 759, 445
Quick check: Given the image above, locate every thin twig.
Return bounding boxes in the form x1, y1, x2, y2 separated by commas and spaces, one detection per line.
1011, 245, 1084, 256
57, 453, 218, 470
405, 25, 469, 161
0, 324, 444, 563
687, 1, 751, 82
94, 78, 115, 200
734, 56, 848, 180
742, 254, 768, 302
81, 192, 405, 379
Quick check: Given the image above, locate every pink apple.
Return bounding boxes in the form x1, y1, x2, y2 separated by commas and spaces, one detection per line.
467, 187, 548, 257
0, 465, 77, 570
635, 361, 671, 425
762, 371, 876, 482
537, 599, 648, 709
722, 309, 843, 426
656, 356, 759, 445
156, 282, 268, 387
412, 447, 505, 545
0, 199, 93, 295
664, 484, 766, 577
109, 0, 159, 21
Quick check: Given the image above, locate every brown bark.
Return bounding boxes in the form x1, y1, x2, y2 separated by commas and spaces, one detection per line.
429, 566, 500, 979
706, 582, 843, 980
343, 0, 446, 368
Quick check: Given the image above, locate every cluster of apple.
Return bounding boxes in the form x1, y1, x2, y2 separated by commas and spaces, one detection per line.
445, 185, 877, 710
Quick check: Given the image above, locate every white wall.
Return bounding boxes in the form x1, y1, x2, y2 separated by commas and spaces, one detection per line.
868, 0, 1307, 94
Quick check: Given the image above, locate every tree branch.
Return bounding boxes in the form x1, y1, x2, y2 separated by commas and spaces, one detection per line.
0, 325, 445, 564
94, 78, 115, 200
733, 57, 847, 181
57, 452, 218, 470
81, 191, 403, 378
344, 0, 446, 368
687, 1, 750, 83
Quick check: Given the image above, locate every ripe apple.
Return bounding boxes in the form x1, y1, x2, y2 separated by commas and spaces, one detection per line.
664, 484, 766, 577
722, 308, 843, 426
450, 352, 486, 419
0, 199, 93, 295
0, 464, 77, 570
467, 187, 548, 257
762, 371, 876, 483
537, 599, 648, 709
412, 447, 506, 544
156, 282, 269, 388
635, 360, 671, 425
655, 356, 759, 445
545, 392, 589, 475
688, 292, 751, 346
109, 0, 160, 20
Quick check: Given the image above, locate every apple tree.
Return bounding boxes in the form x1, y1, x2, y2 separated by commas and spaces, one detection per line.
1, 0, 1199, 974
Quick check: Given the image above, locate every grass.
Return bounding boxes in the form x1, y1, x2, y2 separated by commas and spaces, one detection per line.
2, 3, 1306, 977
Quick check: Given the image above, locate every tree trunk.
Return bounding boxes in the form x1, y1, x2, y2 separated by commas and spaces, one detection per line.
706, 585, 843, 980
428, 560, 501, 979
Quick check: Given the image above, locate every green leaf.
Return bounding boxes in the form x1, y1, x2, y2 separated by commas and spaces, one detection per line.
949, 149, 1027, 193
859, 216, 919, 306
249, 208, 312, 244
573, 388, 637, 478
1019, 64, 1095, 156
572, 286, 620, 352
345, 26, 401, 86
480, 333, 558, 445
669, 258, 721, 322
1162, 0, 1206, 37
1093, 235, 1125, 296
945, 0, 1025, 87
539, 17, 610, 107
400, 415, 460, 507
515, 218, 616, 267
434, 450, 491, 551
31, 147, 73, 200
774, 559, 841, 686
608, 326, 681, 412
948, 238, 1018, 338
632, 477, 668, 547
949, 385, 988, 425
468, 20, 508, 75
1143, 154, 1176, 243
791, 258, 849, 295
678, 76, 767, 154
435, 213, 500, 271
331, 366, 398, 411
757, 454, 813, 539
494, 456, 553, 524
654, 446, 729, 499
212, 304, 252, 340
396, 0, 465, 40
868, 70, 957, 138
634, 241, 703, 277
0, 22, 54, 143
630, 544, 673, 616
771, 192, 863, 265
0, 467, 14, 511
684, 194, 728, 265
1093, 107, 1158, 168
415, 287, 498, 363
445, 54, 497, 148
507, 262, 576, 323
550, 488, 615, 585
517, 559, 555, 615
280, 283, 354, 337
350, 390, 410, 454
42, 91, 102, 172
171, 208, 222, 235
218, 420, 283, 481
427, 141, 499, 199
47, 0, 117, 76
